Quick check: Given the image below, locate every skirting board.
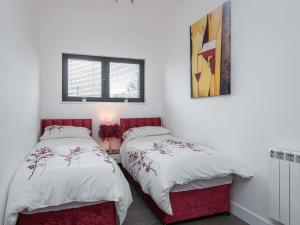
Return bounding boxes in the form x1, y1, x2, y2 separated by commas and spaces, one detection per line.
230, 201, 278, 225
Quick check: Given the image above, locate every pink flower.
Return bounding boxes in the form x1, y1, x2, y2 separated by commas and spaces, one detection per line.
60, 147, 81, 167
94, 146, 115, 173
98, 124, 121, 140
28, 165, 35, 170
27, 147, 54, 180
127, 150, 157, 179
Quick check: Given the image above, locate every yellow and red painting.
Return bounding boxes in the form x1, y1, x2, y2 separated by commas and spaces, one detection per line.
190, 1, 231, 98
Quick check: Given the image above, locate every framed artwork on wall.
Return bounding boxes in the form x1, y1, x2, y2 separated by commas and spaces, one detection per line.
190, 1, 231, 98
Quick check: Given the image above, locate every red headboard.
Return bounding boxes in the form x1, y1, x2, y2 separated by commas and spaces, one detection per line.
41, 119, 93, 136
120, 118, 161, 138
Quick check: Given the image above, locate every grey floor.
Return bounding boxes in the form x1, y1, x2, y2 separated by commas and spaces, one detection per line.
123, 185, 248, 225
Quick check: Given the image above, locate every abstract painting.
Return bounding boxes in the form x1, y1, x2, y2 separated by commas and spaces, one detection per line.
190, 1, 231, 98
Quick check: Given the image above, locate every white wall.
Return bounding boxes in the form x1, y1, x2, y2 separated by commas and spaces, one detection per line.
38, 0, 176, 140
0, 0, 40, 224
163, 0, 300, 224
1, 0, 298, 224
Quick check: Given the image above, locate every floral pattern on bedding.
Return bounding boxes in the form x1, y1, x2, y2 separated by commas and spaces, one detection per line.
27, 147, 55, 180
166, 139, 199, 151
165, 139, 212, 154
121, 135, 253, 215
26, 145, 116, 180
45, 125, 64, 135
127, 151, 157, 180
126, 139, 211, 179
60, 147, 82, 167
93, 146, 116, 173
151, 142, 174, 156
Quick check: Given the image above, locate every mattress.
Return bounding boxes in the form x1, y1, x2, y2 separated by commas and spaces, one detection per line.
171, 175, 233, 192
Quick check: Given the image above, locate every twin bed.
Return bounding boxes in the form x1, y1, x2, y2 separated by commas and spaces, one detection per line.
5, 119, 131, 225
5, 118, 252, 225
119, 118, 252, 224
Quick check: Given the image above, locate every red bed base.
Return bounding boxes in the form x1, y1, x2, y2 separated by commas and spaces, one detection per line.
119, 117, 230, 224
122, 168, 230, 224
17, 202, 116, 225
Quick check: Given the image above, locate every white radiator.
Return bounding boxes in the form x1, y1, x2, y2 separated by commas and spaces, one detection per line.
268, 148, 300, 225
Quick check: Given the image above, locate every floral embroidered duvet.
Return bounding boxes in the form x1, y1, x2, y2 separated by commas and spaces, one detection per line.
5, 137, 132, 225
121, 135, 253, 215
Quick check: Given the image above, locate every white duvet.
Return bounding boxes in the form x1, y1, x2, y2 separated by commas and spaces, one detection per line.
121, 135, 253, 215
5, 137, 132, 225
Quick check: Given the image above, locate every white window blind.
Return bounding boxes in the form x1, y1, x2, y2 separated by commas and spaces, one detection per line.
68, 59, 102, 97
110, 62, 140, 98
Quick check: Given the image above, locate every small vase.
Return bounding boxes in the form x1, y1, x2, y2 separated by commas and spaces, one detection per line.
108, 140, 112, 153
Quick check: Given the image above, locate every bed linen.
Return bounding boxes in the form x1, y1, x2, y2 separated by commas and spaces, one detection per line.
171, 175, 233, 192
40, 125, 91, 140
121, 135, 253, 215
5, 137, 132, 225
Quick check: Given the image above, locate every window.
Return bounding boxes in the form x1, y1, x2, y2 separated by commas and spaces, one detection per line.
62, 54, 145, 102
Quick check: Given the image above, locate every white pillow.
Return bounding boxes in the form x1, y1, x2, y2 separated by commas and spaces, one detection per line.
123, 126, 170, 141
40, 125, 91, 140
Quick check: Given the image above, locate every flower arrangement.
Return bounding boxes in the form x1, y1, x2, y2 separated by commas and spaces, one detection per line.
99, 124, 121, 140
98, 124, 121, 152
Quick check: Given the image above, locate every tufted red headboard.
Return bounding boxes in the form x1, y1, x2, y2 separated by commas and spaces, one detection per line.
41, 119, 93, 136
120, 118, 161, 139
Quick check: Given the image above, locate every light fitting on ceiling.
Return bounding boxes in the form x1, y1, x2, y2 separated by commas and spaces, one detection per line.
115, 0, 135, 4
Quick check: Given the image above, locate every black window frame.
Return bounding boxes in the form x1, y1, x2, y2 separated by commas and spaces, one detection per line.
62, 53, 145, 102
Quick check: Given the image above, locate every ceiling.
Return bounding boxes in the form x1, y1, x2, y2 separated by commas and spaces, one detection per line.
38, 0, 184, 28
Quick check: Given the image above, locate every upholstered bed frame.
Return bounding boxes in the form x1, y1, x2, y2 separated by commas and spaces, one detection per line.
120, 117, 161, 142
41, 119, 93, 136
120, 117, 230, 224
17, 119, 116, 225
